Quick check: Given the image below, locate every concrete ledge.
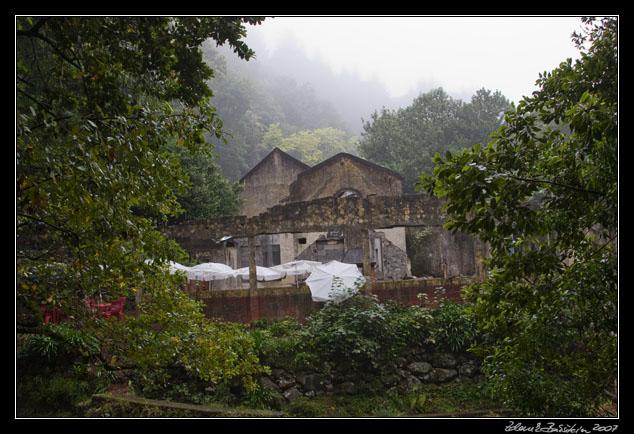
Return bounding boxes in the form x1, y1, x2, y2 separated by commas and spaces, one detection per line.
89, 393, 284, 418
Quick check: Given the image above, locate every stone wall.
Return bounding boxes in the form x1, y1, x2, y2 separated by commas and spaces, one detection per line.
160, 193, 489, 287
263, 346, 481, 403
160, 194, 447, 242
289, 153, 403, 202
240, 148, 309, 218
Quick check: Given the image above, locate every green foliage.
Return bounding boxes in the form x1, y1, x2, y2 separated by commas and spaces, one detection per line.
302, 291, 437, 371
282, 377, 500, 417
261, 123, 359, 165
98, 289, 268, 394
248, 317, 317, 370
17, 325, 113, 416
249, 286, 477, 375
242, 382, 285, 411
249, 318, 317, 369
429, 301, 478, 352
166, 140, 242, 223
16, 16, 268, 404
359, 87, 511, 192
17, 374, 93, 416
18, 324, 101, 363
202, 46, 355, 178
16, 16, 263, 306
418, 17, 618, 417
306, 293, 391, 370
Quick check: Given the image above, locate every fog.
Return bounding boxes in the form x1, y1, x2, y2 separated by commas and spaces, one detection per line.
217, 31, 448, 137
244, 36, 430, 135
205, 16, 585, 180
221, 16, 582, 136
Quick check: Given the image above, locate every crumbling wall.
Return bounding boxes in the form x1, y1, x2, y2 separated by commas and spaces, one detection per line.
406, 227, 489, 278
160, 194, 487, 281
374, 232, 412, 281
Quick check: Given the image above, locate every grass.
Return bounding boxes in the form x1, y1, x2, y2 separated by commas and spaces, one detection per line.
280, 377, 505, 418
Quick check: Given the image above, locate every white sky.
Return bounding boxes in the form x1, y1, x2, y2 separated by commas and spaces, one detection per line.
245, 16, 585, 103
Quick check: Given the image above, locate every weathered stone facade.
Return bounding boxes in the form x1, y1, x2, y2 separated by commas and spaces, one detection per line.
240, 148, 310, 218
288, 153, 403, 202
282, 152, 410, 279
171, 149, 420, 282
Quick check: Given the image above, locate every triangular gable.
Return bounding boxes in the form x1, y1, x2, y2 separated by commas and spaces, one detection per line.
239, 147, 310, 184
294, 153, 403, 183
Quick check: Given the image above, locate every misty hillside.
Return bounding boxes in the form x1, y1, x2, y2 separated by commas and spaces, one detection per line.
202, 37, 421, 181
204, 35, 511, 192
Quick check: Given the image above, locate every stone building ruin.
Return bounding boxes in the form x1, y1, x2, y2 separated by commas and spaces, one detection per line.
161, 148, 488, 290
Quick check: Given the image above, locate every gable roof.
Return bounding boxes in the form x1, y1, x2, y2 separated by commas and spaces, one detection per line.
294, 153, 403, 183
239, 147, 310, 183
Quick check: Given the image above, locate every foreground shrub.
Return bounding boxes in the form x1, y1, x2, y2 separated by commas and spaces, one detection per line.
16, 324, 111, 416
104, 289, 268, 395
301, 293, 439, 371
429, 300, 478, 352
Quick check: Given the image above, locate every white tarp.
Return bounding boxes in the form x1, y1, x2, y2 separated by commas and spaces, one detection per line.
271, 260, 322, 276
187, 262, 235, 281
233, 266, 286, 282
305, 260, 365, 302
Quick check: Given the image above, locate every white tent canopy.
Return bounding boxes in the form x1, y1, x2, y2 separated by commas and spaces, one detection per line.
233, 266, 286, 282
187, 262, 235, 281
305, 261, 366, 302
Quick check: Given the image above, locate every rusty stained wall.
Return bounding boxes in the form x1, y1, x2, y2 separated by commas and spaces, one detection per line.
406, 226, 489, 278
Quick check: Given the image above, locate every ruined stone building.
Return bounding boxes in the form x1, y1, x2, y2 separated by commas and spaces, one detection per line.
212, 148, 412, 285
162, 148, 488, 289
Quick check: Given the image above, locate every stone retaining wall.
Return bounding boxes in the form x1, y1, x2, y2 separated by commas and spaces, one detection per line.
262, 346, 482, 403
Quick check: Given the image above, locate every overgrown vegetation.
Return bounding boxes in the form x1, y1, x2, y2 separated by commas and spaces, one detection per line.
248, 291, 477, 374
17, 324, 113, 417
16, 16, 268, 417
282, 378, 500, 418
17, 290, 485, 417
418, 17, 618, 417
359, 87, 512, 192
224, 291, 486, 416
16, 16, 616, 419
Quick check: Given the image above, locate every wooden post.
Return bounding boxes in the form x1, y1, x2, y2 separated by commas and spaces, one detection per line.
248, 235, 257, 291
362, 229, 371, 276
247, 235, 260, 321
